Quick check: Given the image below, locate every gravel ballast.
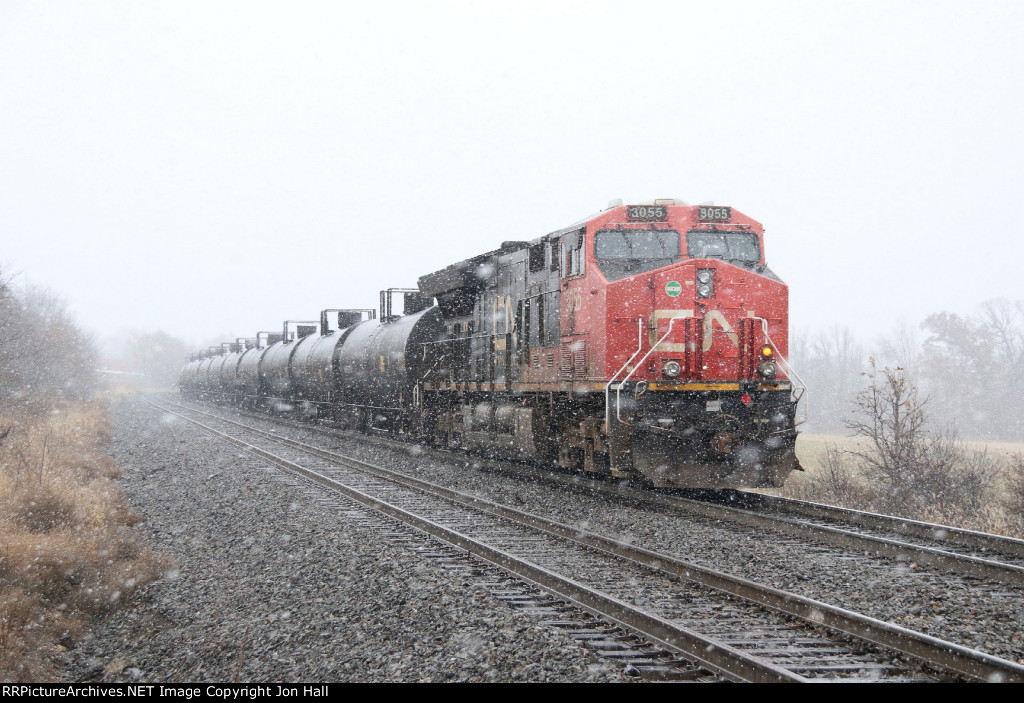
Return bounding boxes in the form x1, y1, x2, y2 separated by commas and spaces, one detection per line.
61, 398, 628, 683
231, 401, 1024, 667
66, 394, 1024, 682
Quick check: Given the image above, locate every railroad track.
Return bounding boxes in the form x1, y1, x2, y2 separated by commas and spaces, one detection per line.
724, 490, 1024, 583
199, 398, 1024, 590
148, 398, 1024, 682
600, 487, 1024, 590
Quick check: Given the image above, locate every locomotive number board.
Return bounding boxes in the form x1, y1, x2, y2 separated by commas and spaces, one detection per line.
627, 205, 668, 220
697, 206, 731, 221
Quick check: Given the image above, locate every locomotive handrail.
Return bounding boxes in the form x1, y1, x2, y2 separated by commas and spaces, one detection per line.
603, 317, 645, 429
419, 332, 518, 390
420, 331, 511, 343
420, 350, 449, 379
749, 316, 809, 426
607, 315, 691, 426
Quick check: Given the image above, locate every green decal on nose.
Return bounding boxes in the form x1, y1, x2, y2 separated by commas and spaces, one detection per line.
665, 281, 682, 297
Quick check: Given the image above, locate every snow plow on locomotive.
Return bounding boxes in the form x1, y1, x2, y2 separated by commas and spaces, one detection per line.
181, 198, 803, 488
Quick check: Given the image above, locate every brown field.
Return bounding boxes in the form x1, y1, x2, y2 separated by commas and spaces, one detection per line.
797, 433, 1024, 465
0, 402, 172, 682
771, 432, 1024, 537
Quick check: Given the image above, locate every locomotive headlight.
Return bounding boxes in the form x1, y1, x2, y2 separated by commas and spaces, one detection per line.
662, 360, 682, 379
761, 345, 773, 358
757, 361, 777, 379
696, 269, 715, 298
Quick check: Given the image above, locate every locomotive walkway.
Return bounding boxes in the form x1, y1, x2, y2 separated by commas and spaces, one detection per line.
149, 399, 1024, 683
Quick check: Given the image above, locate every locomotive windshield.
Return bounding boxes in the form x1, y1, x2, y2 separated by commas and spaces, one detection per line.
594, 229, 681, 281
595, 229, 680, 261
686, 230, 761, 264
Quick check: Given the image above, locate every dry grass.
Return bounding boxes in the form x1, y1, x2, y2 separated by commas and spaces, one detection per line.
774, 434, 1024, 538
0, 402, 172, 682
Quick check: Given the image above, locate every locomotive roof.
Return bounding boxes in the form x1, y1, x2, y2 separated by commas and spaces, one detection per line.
418, 211, 597, 297
418, 198, 695, 297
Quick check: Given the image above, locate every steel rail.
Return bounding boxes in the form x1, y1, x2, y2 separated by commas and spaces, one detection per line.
734, 490, 1024, 559
153, 399, 1024, 683
657, 494, 1024, 588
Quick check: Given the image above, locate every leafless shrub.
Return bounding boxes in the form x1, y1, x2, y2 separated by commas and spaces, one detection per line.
805, 445, 869, 506
844, 361, 999, 525
845, 361, 925, 502
1001, 453, 1024, 536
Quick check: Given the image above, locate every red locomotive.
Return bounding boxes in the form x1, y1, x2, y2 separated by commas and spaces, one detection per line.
182, 198, 803, 488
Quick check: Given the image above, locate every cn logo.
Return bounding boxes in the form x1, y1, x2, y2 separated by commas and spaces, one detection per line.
702, 310, 738, 352
647, 309, 740, 354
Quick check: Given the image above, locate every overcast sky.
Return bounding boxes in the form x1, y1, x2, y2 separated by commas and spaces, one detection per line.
1, 1, 1021, 356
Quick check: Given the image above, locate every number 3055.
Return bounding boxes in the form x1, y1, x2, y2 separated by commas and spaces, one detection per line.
698, 207, 730, 220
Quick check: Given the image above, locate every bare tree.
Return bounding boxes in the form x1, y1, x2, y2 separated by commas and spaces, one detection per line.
920, 299, 1024, 439
0, 274, 97, 411
845, 360, 997, 518
980, 299, 1024, 368
846, 361, 926, 498
874, 318, 920, 379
